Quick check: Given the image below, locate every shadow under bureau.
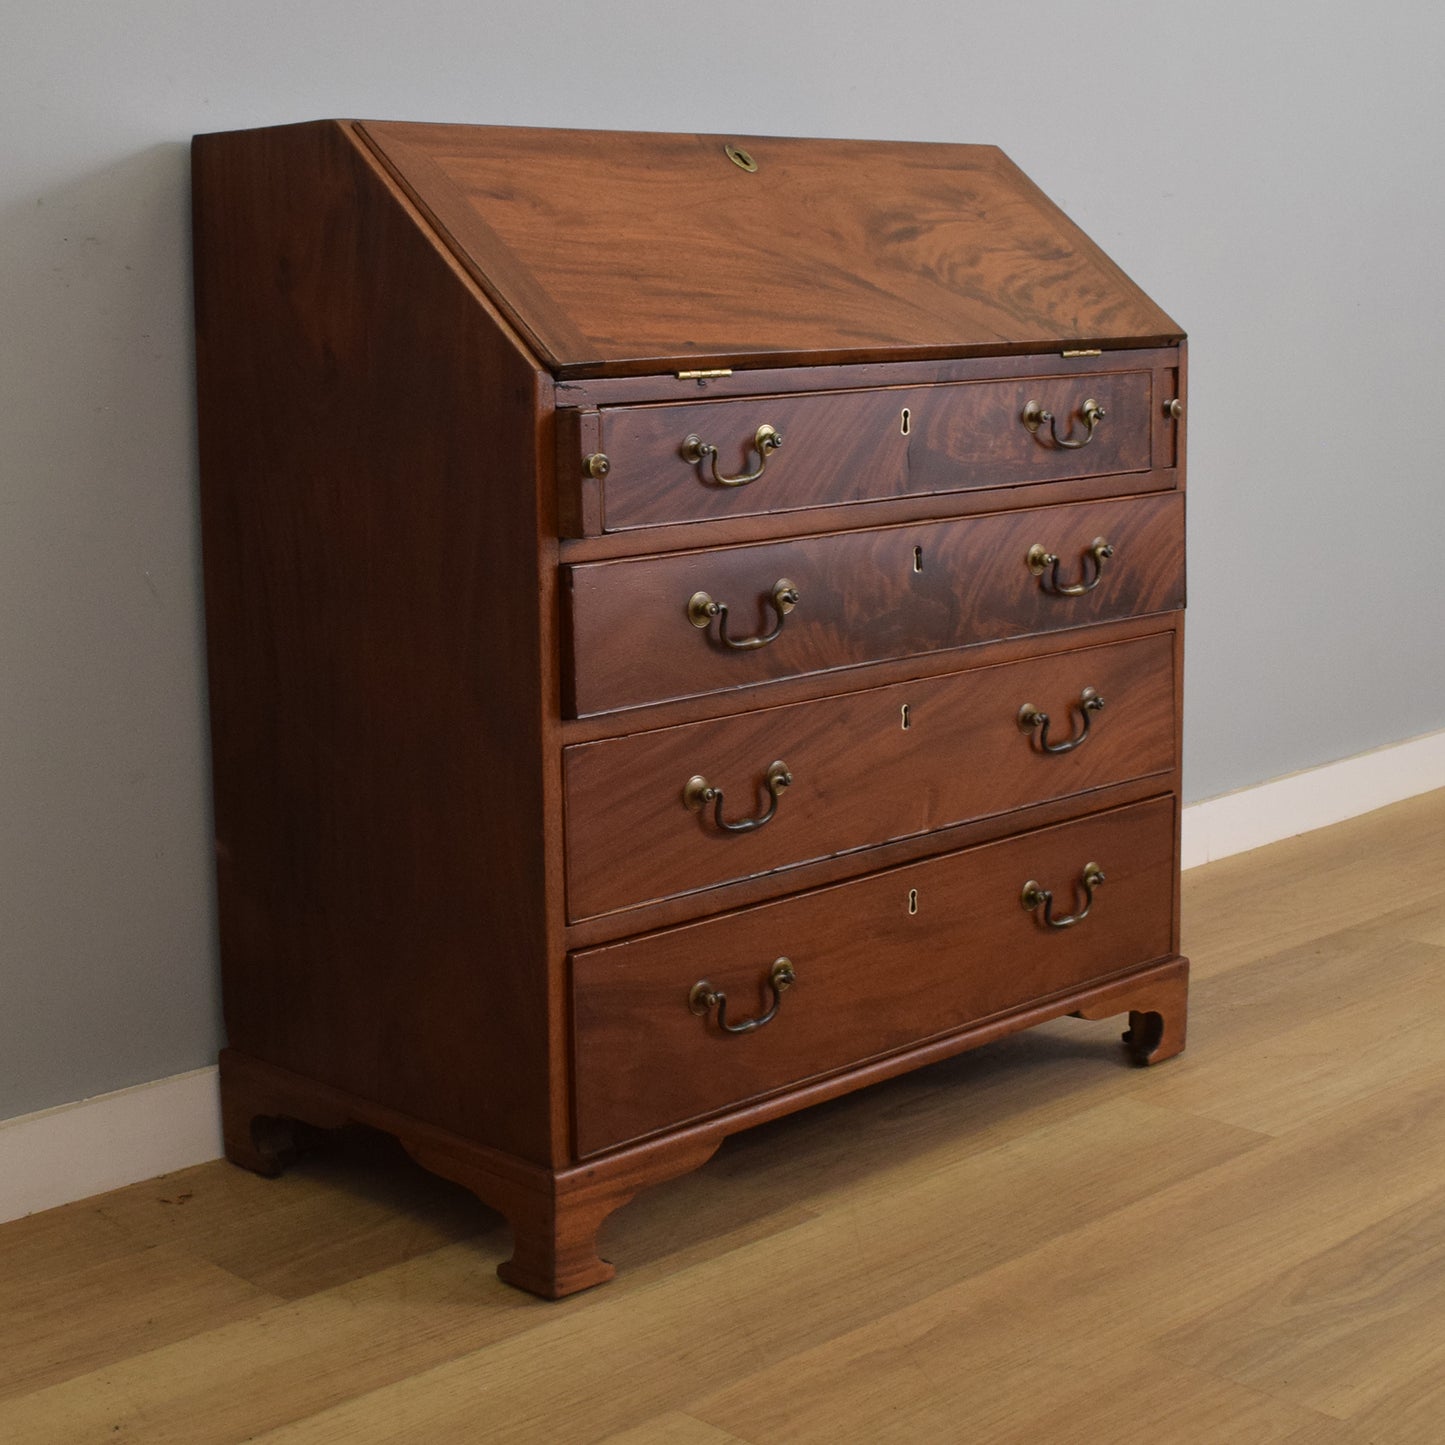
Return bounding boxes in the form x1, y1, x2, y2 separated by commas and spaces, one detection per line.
192, 121, 1189, 1298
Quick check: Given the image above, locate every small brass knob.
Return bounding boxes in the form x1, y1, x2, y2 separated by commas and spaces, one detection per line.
584, 452, 611, 479
1165, 398, 1183, 421
1026, 544, 1059, 577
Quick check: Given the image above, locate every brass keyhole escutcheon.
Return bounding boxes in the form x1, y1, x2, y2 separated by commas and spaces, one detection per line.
726, 144, 758, 173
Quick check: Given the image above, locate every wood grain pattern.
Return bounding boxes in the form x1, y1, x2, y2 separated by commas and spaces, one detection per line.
555, 342, 1183, 410
564, 631, 1176, 920
217, 1047, 723, 1300
565, 492, 1185, 715
0, 1242, 275, 1404
358, 123, 1182, 377
560, 468, 1179, 568
10, 794, 1442, 1441
193, 120, 560, 1163
572, 797, 1177, 1154
1155, 1181, 1445, 1421
194, 118, 1186, 1301
568, 364, 1153, 534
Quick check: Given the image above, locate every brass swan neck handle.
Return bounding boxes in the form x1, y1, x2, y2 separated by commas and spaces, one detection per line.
683, 760, 792, 833
1021, 862, 1106, 929
688, 578, 799, 650
681, 424, 783, 487
1021, 397, 1106, 449
1027, 538, 1114, 596
689, 958, 796, 1035
1018, 687, 1105, 754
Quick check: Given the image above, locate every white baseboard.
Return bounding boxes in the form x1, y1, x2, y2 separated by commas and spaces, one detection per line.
0, 1066, 222, 1225
3, 728, 1442, 1225
1180, 727, 1445, 870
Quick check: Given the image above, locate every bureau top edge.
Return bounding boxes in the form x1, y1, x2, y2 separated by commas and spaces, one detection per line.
551, 344, 1184, 408
330, 118, 1185, 379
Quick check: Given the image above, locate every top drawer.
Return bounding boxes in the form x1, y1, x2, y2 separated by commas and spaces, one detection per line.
561, 367, 1161, 535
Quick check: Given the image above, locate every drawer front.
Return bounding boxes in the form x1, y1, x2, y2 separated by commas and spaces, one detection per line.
565, 632, 1175, 921
565, 492, 1184, 716
569, 369, 1155, 533
572, 796, 1176, 1155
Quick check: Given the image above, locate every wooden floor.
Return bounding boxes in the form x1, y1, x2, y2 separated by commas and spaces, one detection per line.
6, 789, 1445, 1443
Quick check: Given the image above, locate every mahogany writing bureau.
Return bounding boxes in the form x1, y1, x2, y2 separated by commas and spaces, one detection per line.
192, 121, 1188, 1298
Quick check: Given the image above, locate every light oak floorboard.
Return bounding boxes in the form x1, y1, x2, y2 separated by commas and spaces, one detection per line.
3, 787, 1442, 1443
1179, 787, 1445, 972
598, 1417, 751, 1445
1138, 929, 1445, 1136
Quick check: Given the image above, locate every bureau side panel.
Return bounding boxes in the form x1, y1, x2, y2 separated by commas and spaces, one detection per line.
193, 121, 556, 1161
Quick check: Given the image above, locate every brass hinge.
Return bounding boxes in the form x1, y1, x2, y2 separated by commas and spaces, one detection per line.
1061, 348, 1103, 358
676, 368, 734, 380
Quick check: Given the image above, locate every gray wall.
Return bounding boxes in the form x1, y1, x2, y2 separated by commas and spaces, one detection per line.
3, 2, 1442, 1120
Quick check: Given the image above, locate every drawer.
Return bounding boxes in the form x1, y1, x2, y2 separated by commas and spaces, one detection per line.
564, 632, 1175, 921
572, 795, 1176, 1155
564, 492, 1184, 716
561, 369, 1156, 534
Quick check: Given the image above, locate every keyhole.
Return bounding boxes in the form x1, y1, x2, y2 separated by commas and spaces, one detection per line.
901, 407, 911, 435
908, 888, 919, 916
913, 546, 923, 573
901, 703, 911, 730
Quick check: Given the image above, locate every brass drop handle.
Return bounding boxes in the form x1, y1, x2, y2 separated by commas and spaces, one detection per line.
1027, 537, 1114, 596
684, 760, 792, 833
1018, 687, 1105, 754
690, 957, 795, 1035
688, 578, 799, 650
1021, 397, 1106, 449
1021, 862, 1106, 929
681, 423, 783, 487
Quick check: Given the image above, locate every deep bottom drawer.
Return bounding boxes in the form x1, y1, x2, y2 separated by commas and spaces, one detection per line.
571, 795, 1175, 1155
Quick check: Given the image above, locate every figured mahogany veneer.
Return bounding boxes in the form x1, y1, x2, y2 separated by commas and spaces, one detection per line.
565, 494, 1184, 716
573, 797, 1176, 1155
564, 368, 1156, 535
194, 119, 1188, 1300
565, 631, 1175, 920
355, 124, 1180, 378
